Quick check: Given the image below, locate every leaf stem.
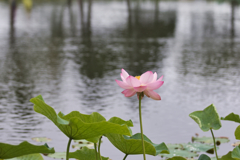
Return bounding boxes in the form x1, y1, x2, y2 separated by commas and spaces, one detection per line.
123, 154, 128, 160
98, 136, 103, 160
66, 138, 72, 160
94, 143, 98, 160
139, 92, 146, 160
210, 128, 219, 160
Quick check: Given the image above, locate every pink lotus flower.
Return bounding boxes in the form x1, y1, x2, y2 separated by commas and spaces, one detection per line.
115, 69, 164, 100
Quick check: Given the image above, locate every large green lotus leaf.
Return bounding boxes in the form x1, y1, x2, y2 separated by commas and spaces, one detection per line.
30, 95, 131, 142
218, 151, 235, 160
72, 143, 94, 149
166, 144, 184, 150
106, 133, 169, 156
6, 154, 43, 160
181, 143, 216, 152
72, 140, 94, 149
159, 149, 198, 158
232, 145, 240, 159
108, 117, 133, 127
166, 156, 187, 160
192, 136, 230, 144
198, 154, 211, 160
69, 147, 109, 160
0, 141, 54, 159
221, 113, 240, 123
189, 104, 221, 131
45, 152, 65, 159
235, 126, 240, 140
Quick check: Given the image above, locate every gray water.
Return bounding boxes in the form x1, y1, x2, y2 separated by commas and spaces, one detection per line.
0, 0, 240, 159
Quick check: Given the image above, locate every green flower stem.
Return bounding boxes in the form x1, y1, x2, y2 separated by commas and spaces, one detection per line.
139, 92, 146, 160
123, 154, 128, 160
98, 136, 102, 160
66, 138, 72, 160
94, 143, 98, 160
210, 128, 219, 160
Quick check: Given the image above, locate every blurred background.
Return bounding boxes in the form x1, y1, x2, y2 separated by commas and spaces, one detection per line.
0, 0, 240, 159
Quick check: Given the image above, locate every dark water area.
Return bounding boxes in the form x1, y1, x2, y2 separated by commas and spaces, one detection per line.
0, 0, 240, 159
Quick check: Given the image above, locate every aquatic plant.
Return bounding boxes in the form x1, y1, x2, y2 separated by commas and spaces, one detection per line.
115, 68, 164, 160
1, 69, 240, 160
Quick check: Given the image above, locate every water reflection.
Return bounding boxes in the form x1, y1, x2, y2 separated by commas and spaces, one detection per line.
0, 1, 240, 159
123, 1, 175, 75
230, 0, 238, 38
76, 0, 119, 79
10, 0, 17, 30
3, 33, 40, 141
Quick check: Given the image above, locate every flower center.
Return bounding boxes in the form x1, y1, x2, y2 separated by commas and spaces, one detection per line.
135, 76, 140, 80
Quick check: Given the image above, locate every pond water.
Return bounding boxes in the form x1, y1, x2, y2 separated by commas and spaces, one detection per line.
0, 0, 240, 159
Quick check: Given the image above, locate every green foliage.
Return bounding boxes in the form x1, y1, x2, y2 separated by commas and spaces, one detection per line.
189, 104, 221, 131
198, 154, 211, 160
106, 132, 169, 156
30, 95, 132, 143
167, 156, 187, 160
6, 154, 44, 160
192, 136, 229, 144
0, 141, 54, 159
45, 152, 66, 159
181, 143, 215, 152
159, 149, 198, 158
219, 152, 235, 160
221, 112, 240, 123
105, 114, 169, 156
166, 144, 183, 150
221, 112, 240, 140
72, 140, 94, 150
232, 145, 240, 159
235, 125, 240, 140
69, 147, 109, 160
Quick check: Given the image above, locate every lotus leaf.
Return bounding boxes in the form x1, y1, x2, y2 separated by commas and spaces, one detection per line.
72, 143, 94, 149
159, 149, 198, 158
45, 152, 66, 159
73, 139, 93, 144
189, 104, 221, 131
198, 154, 211, 160
181, 143, 216, 152
6, 154, 43, 160
235, 126, 240, 140
232, 145, 240, 159
0, 141, 54, 159
69, 147, 109, 160
167, 156, 187, 160
166, 144, 184, 150
192, 136, 229, 144
219, 151, 235, 160
221, 113, 240, 123
106, 133, 169, 156
30, 95, 131, 143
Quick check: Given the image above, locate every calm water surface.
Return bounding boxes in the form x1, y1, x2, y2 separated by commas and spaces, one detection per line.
0, 0, 240, 159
